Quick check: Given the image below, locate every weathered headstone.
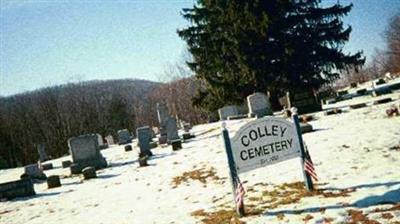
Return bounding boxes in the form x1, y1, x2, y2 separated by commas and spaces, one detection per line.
350, 103, 367, 109
62, 160, 72, 168
287, 89, 322, 114
47, 175, 61, 189
166, 117, 180, 142
138, 156, 148, 167
117, 129, 132, 145
41, 163, 53, 170
82, 167, 97, 179
137, 126, 153, 157
0, 179, 35, 200
105, 135, 114, 145
37, 143, 49, 162
68, 134, 107, 173
247, 92, 273, 118
356, 89, 368, 96
218, 105, 239, 121
171, 140, 182, 151
157, 103, 170, 137
373, 98, 392, 105
24, 163, 46, 179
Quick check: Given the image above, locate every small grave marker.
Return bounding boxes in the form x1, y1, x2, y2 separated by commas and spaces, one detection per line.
218, 105, 239, 121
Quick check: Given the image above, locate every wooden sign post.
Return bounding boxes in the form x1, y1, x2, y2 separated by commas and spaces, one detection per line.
291, 107, 314, 191
221, 122, 245, 217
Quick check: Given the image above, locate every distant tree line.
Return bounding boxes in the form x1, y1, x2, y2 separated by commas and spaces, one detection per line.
0, 78, 208, 168
343, 12, 400, 85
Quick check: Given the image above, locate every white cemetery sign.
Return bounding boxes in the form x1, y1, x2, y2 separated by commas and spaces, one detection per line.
230, 116, 301, 174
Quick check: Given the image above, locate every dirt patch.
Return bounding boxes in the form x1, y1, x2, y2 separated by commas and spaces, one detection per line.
346, 209, 381, 224
191, 181, 356, 223
171, 167, 221, 188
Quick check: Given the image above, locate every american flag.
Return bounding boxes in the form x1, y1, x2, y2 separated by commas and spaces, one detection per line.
304, 149, 318, 182
235, 179, 245, 211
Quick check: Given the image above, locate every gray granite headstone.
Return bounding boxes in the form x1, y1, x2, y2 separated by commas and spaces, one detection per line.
247, 92, 272, 118
218, 105, 239, 121
137, 126, 152, 157
37, 143, 49, 162
157, 103, 169, 137
288, 89, 322, 114
0, 179, 35, 200
166, 117, 180, 142
68, 134, 107, 171
117, 129, 132, 145
24, 163, 46, 179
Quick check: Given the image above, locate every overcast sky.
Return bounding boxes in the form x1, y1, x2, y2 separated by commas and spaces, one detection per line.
1, 0, 399, 96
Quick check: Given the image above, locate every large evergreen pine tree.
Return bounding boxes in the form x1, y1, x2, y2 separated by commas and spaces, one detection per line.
178, 0, 365, 111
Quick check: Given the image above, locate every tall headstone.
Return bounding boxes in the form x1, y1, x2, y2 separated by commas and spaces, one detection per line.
166, 117, 180, 142
218, 105, 239, 121
288, 89, 322, 114
136, 126, 153, 157
68, 134, 107, 172
157, 103, 169, 136
37, 143, 49, 162
157, 103, 170, 144
117, 129, 132, 145
247, 92, 272, 118
105, 135, 114, 145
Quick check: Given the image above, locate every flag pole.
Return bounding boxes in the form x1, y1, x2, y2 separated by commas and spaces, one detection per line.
291, 107, 314, 191
221, 122, 245, 217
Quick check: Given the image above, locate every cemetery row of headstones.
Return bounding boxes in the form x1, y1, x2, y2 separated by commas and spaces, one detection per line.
218, 90, 322, 122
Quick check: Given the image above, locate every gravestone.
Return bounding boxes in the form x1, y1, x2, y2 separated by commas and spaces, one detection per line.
137, 126, 153, 157
0, 179, 35, 200
47, 175, 61, 189
105, 135, 114, 145
218, 105, 239, 121
62, 160, 72, 168
247, 92, 273, 118
288, 89, 322, 114
68, 134, 107, 172
166, 117, 180, 142
37, 143, 49, 162
117, 129, 132, 145
41, 163, 53, 170
24, 163, 46, 179
157, 103, 170, 137
82, 167, 97, 179
356, 89, 368, 96
350, 103, 367, 109
373, 98, 392, 105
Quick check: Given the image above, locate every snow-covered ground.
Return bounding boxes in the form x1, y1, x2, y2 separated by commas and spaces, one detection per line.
1, 94, 400, 224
